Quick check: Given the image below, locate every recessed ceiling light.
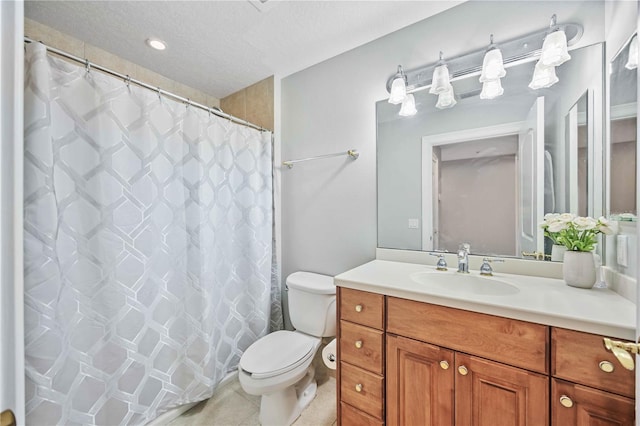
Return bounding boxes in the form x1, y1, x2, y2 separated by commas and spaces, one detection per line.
146, 38, 166, 51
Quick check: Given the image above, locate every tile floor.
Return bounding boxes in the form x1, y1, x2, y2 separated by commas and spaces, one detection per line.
168, 375, 337, 426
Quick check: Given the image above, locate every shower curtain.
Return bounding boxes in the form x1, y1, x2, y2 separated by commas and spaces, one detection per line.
23, 43, 281, 425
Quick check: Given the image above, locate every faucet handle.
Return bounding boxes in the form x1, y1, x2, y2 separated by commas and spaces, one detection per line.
480, 257, 504, 276
459, 243, 471, 253
430, 253, 448, 271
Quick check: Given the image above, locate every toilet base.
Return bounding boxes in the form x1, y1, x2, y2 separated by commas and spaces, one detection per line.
259, 366, 317, 426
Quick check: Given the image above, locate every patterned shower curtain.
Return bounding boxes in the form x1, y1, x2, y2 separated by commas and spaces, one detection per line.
23, 42, 280, 425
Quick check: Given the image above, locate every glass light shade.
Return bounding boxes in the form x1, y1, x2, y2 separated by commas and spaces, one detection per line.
479, 79, 504, 100
398, 94, 417, 116
528, 61, 559, 90
435, 85, 456, 109
479, 49, 506, 82
540, 30, 571, 67
429, 64, 451, 95
388, 76, 407, 104
625, 35, 638, 70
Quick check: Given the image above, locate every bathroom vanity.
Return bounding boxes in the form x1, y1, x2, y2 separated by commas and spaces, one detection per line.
334, 260, 636, 426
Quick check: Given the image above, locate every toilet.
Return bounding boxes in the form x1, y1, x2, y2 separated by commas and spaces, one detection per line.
238, 271, 336, 426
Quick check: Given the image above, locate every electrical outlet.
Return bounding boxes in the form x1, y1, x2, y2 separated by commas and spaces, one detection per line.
408, 218, 419, 229
617, 235, 628, 267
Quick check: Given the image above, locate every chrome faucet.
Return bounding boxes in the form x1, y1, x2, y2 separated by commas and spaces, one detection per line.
457, 243, 470, 273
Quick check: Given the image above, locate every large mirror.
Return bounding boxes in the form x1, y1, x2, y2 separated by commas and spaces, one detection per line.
377, 43, 604, 258
609, 33, 637, 218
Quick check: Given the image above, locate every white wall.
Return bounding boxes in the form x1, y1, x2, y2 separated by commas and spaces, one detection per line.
279, 1, 606, 287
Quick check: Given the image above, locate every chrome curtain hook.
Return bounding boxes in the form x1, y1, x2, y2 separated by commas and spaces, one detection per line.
186, 99, 190, 109
85, 59, 91, 73
125, 75, 131, 88
549, 14, 558, 31
157, 87, 162, 101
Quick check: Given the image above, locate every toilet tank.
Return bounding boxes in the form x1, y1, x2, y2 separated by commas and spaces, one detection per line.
287, 272, 336, 337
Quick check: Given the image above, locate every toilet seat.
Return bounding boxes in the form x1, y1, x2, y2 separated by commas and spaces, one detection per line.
240, 331, 318, 379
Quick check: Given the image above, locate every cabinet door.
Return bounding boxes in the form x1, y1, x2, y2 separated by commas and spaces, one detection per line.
386, 334, 454, 426
552, 379, 634, 426
455, 353, 549, 426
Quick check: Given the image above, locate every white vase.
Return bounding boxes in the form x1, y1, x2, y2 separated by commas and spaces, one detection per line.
562, 251, 596, 289
551, 244, 566, 262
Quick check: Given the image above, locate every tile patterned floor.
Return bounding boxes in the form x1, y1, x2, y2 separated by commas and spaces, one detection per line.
168, 375, 337, 426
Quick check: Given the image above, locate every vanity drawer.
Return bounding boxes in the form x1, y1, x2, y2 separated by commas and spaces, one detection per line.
340, 362, 384, 420
340, 402, 384, 426
340, 320, 384, 375
340, 288, 384, 330
387, 297, 549, 373
551, 327, 634, 398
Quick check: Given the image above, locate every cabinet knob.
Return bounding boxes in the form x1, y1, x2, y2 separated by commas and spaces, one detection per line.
355, 383, 363, 393
355, 304, 363, 313
559, 395, 574, 408
457, 365, 468, 376
439, 360, 449, 370
355, 340, 363, 349
599, 360, 615, 373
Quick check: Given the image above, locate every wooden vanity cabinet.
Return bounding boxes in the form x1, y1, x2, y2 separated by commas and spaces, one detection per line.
550, 328, 635, 425
337, 288, 635, 426
337, 288, 385, 425
386, 297, 549, 426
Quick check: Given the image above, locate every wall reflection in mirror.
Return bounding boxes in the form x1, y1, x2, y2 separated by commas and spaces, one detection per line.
377, 43, 604, 259
609, 33, 637, 217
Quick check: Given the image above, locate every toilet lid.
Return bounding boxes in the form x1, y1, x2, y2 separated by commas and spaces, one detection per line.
240, 330, 318, 379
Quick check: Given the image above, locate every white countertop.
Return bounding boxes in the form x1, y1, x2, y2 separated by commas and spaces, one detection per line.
334, 260, 636, 340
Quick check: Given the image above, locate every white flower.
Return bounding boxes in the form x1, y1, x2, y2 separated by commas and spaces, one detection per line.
557, 213, 575, 223
572, 216, 597, 231
548, 221, 569, 233
543, 213, 560, 222
597, 216, 619, 235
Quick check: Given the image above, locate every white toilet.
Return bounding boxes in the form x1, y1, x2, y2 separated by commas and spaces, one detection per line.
238, 271, 336, 426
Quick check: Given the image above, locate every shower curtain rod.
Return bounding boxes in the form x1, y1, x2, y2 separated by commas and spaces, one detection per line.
24, 37, 267, 133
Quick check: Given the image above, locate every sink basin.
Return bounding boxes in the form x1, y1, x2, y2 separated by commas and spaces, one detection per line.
410, 271, 520, 296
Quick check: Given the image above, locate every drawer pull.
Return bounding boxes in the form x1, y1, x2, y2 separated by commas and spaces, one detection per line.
458, 365, 468, 376
355, 304, 363, 313
355, 383, 363, 392
599, 360, 615, 373
439, 360, 449, 370
559, 395, 574, 408
354, 340, 363, 349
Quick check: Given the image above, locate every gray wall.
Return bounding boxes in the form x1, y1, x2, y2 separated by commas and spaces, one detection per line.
280, 1, 606, 287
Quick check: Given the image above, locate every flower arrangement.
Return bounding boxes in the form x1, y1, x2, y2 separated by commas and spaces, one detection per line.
540, 213, 618, 252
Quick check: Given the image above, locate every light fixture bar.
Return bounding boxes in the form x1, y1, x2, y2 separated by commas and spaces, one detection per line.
386, 22, 583, 94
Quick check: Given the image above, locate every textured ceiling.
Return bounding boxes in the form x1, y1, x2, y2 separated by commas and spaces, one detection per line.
24, 1, 464, 99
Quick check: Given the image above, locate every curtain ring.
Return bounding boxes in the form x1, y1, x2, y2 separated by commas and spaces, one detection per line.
125, 75, 131, 88
186, 98, 190, 109
157, 87, 162, 100
85, 59, 91, 73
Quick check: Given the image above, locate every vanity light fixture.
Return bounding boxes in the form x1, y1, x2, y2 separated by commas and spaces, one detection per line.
399, 94, 417, 116
385, 14, 581, 115
429, 52, 451, 95
146, 38, 167, 51
625, 34, 638, 70
540, 15, 571, 67
388, 65, 408, 104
